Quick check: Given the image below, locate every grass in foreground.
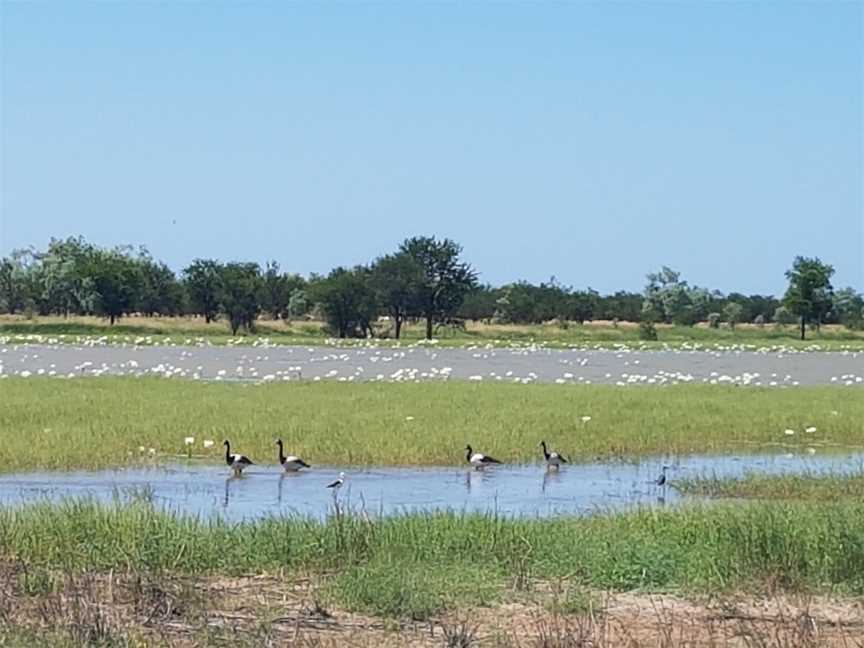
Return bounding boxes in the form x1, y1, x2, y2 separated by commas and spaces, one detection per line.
1, 379, 861, 471
677, 471, 864, 501
3, 314, 863, 350
2, 500, 863, 602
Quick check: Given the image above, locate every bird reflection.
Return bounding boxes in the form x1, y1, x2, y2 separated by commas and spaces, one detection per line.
542, 467, 562, 494
465, 467, 495, 493
223, 478, 231, 508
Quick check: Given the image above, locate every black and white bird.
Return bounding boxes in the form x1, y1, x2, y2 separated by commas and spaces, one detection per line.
223, 440, 253, 476
540, 440, 568, 468
465, 444, 501, 469
276, 439, 310, 472
655, 465, 670, 487
326, 472, 345, 490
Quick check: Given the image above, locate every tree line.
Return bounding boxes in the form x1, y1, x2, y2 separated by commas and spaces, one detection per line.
0, 236, 860, 340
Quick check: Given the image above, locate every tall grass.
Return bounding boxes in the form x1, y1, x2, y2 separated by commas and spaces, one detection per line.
1, 500, 862, 599
1, 379, 861, 471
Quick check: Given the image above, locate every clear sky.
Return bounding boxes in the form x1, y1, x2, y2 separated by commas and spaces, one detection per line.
1, 2, 861, 295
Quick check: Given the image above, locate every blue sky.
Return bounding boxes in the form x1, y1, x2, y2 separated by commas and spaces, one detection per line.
1, 2, 861, 295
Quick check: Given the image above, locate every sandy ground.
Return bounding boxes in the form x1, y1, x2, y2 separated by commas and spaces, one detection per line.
3, 567, 862, 647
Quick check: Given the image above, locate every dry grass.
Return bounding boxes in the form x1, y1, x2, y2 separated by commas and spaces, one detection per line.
1, 562, 861, 647
2, 313, 862, 350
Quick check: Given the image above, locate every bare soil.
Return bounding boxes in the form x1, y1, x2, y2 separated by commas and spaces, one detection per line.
1, 564, 861, 647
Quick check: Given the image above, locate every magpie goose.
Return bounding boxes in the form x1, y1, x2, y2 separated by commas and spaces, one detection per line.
465, 445, 501, 469
223, 440, 253, 476
540, 440, 567, 468
276, 439, 310, 472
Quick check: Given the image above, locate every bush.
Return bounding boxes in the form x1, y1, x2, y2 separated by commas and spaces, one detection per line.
638, 321, 657, 341
707, 312, 721, 329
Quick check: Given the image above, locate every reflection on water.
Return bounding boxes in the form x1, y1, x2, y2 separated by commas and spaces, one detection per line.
0, 452, 861, 522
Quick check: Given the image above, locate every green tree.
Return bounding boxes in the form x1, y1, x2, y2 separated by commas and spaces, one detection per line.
217, 262, 264, 335
458, 285, 498, 323
773, 305, 796, 326
183, 259, 223, 323
138, 256, 183, 316
832, 287, 864, 329
309, 266, 377, 338
369, 252, 424, 339
0, 255, 32, 314
400, 236, 477, 339
565, 289, 599, 324
597, 291, 644, 322
722, 302, 744, 330
38, 237, 97, 316
85, 248, 142, 325
261, 261, 290, 320
286, 289, 309, 320
783, 256, 835, 340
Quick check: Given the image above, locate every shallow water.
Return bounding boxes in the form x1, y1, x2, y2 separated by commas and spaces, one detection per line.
3, 343, 863, 386
1, 453, 861, 521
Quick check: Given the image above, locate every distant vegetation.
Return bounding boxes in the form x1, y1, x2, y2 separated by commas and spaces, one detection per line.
1, 236, 860, 340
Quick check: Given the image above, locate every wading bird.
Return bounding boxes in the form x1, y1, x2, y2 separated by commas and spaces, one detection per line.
466, 445, 501, 469
655, 465, 670, 487
540, 440, 568, 468
326, 472, 346, 490
223, 440, 253, 476
276, 439, 310, 472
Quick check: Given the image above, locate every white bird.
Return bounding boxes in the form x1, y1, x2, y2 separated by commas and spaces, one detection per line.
540, 440, 568, 468
326, 472, 345, 490
465, 444, 501, 470
223, 440, 253, 476
276, 439, 310, 472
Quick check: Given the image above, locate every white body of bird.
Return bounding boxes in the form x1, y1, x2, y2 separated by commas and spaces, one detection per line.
466, 445, 501, 469
281, 456, 309, 472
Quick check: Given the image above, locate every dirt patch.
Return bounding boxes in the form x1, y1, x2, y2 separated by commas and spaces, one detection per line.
1, 563, 861, 647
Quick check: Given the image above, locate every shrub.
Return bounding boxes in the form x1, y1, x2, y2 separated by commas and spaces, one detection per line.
638, 321, 657, 341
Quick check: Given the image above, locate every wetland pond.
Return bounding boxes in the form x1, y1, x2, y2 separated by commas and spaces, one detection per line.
1, 452, 862, 521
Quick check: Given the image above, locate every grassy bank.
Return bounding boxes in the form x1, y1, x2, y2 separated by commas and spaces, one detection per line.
3, 314, 863, 350
2, 500, 863, 602
677, 471, 864, 501
1, 379, 861, 471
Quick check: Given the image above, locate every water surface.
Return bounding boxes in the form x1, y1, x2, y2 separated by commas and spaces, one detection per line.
1, 452, 860, 521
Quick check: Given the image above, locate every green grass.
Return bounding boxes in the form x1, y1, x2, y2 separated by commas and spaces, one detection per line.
3, 314, 863, 350
1, 378, 861, 471
2, 500, 863, 614
677, 471, 864, 501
